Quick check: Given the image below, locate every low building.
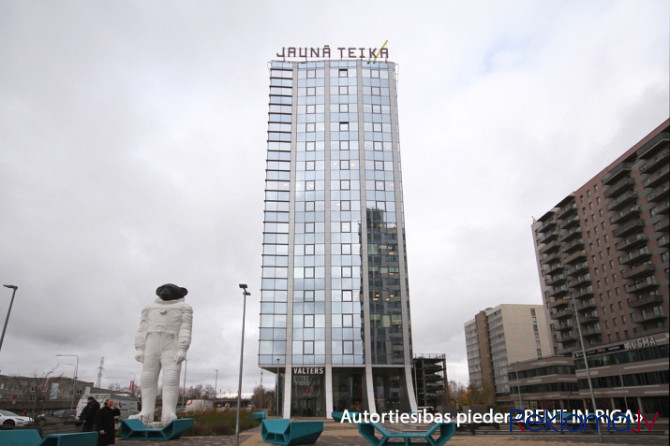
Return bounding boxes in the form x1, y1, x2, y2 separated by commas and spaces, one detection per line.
507, 330, 668, 416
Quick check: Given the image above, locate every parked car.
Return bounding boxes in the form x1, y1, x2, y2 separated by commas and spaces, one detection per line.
36, 409, 77, 426
0, 409, 34, 429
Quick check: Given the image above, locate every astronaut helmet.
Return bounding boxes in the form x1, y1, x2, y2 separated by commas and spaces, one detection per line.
156, 283, 188, 301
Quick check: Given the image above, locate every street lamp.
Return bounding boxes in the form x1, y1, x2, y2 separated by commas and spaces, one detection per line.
234, 284, 250, 446
570, 296, 603, 443
276, 358, 280, 417
56, 354, 79, 410
0, 285, 18, 353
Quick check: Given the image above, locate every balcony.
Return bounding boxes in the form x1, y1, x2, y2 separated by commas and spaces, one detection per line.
615, 233, 648, 252
562, 227, 582, 242
541, 251, 562, 265
651, 201, 669, 217
627, 294, 663, 308
556, 331, 578, 343
549, 297, 570, 309
639, 146, 670, 172
559, 215, 580, 230
612, 219, 644, 238
618, 249, 652, 266
632, 310, 667, 324
563, 250, 586, 265
605, 177, 635, 198
607, 191, 638, 211
540, 239, 561, 255
553, 307, 574, 320
551, 285, 570, 298
538, 218, 557, 233
538, 230, 560, 244
637, 134, 669, 159
582, 327, 602, 338
553, 322, 574, 332
622, 263, 656, 280
610, 205, 641, 225
657, 234, 669, 247
571, 286, 594, 300
646, 184, 669, 203
557, 202, 578, 220
566, 261, 589, 277
544, 262, 565, 275
578, 299, 597, 311
580, 313, 600, 324
563, 238, 585, 253
568, 274, 592, 288
643, 164, 670, 188
547, 273, 568, 287
602, 162, 633, 185
654, 218, 669, 233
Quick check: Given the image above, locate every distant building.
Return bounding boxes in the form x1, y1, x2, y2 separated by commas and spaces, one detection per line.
527, 120, 669, 416
465, 304, 552, 399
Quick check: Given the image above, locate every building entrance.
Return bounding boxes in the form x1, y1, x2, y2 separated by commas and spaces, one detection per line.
291, 368, 325, 417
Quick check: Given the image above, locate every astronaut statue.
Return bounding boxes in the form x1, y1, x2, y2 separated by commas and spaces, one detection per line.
131, 283, 193, 425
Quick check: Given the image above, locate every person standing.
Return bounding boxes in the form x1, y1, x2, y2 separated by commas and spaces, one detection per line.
95, 398, 120, 446
79, 396, 100, 432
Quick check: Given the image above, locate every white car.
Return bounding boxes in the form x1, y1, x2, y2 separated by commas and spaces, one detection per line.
0, 409, 33, 429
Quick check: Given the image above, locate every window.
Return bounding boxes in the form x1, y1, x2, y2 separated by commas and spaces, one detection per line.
307, 87, 316, 96
339, 68, 348, 77
339, 122, 349, 131
339, 86, 348, 95
339, 104, 349, 113
340, 141, 350, 151
306, 104, 316, 114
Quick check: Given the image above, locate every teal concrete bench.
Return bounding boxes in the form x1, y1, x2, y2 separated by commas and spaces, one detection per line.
0, 430, 97, 446
358, 422, 456, 446
331, 411, 359, 422
119, 418, 195, 441
261, 419, 323, 445
252, 411, 267, 420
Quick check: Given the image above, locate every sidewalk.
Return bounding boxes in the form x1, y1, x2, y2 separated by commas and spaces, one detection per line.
117, 419, 670, 446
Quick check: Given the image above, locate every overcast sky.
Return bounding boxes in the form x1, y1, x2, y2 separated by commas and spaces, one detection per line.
1, 0, 668, 396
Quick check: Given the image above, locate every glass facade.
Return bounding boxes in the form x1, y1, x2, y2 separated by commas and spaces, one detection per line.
260, 59, 415, 417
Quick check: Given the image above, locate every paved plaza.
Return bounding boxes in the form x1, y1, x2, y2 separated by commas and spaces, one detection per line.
116, 419, 669, 446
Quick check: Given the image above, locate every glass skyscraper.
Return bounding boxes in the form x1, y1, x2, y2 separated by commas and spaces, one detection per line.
259, 59, 416, 417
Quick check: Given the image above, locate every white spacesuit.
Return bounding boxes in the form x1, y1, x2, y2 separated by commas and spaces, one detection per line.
132, 284, 193, 425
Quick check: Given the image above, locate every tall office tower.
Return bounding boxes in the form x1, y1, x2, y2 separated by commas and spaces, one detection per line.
464, 304, 552, 397
532, 121, 669, 355
259, 59, 416, 417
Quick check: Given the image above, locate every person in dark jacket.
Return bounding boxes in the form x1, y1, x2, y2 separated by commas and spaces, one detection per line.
79, 396, 100, 432
95, 398, 120, 446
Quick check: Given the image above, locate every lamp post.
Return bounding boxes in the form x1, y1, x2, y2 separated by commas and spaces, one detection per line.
276, 358, 280, 417
570, 296, 603, 443
235, 284, 250, 446
56, 354, 79, 410
0, 285, 18, 354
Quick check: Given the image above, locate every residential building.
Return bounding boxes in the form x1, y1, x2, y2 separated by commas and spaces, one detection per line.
465, 304, 552, 400
529, 119, 669, 415
259, 59, 416, 417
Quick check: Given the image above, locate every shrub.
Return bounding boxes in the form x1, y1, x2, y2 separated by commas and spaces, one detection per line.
183, 410, 259, 436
